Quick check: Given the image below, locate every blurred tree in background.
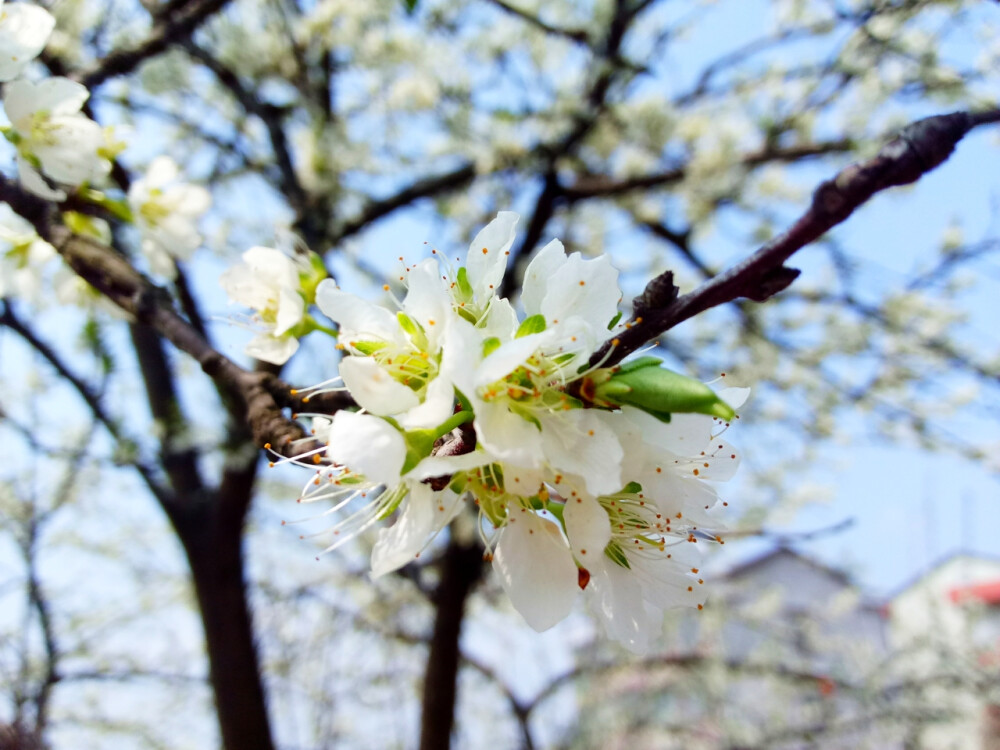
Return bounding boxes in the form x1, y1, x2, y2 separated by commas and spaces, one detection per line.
1, 0, 999, 748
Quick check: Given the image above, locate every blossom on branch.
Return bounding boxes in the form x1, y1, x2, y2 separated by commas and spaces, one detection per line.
0, 1, 54, 82
127, 156, 211, 279
2, 77, 111, 200
220, 244, 328, 364
271, 212, 746, 649
0, 201, 55, 301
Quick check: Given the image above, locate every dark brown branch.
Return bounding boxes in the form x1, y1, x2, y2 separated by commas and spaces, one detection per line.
590, 109, 1000, 367
31, 224, 327, 458
180, 42, 317, 240
332, 163, 478, 244
485, 0, 590, 44
80, 0, 233, 88
418, 537, 485, 750
563, 139, 854, 201
502, 0, 640, 291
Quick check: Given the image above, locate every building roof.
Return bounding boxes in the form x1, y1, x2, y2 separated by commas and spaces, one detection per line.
887, 550, 1000, 601
949, 580, 1000, 606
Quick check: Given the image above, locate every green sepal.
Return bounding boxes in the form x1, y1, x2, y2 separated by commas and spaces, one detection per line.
400, 428, 436, 475
604, 542, 630, 569
62, 211, 111, 242
397, 311, 429, 350
616, 355, 662, 374
482, 336, 501, 358
352, 340, 386, 356
455, 266, 474, 301
607, 311, 623, 330
398, 410, 472, 475
80, 188, 134, 222
594, 365, 735, 421
287, 313, 337, 340
299, 252, 330, 304
454, 388, 473, 414
516, 314, 546, 338
622, 481, 643, 494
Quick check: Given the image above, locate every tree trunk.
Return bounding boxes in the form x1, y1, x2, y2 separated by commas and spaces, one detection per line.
419, 538, 484, 750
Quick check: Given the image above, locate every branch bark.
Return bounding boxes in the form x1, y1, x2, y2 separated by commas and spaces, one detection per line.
590, 109, 1000, 367
418, 537, 485, 750
80, 0, 233, 88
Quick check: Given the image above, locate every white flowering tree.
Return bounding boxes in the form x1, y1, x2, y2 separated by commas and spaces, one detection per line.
0, 0, 998, 748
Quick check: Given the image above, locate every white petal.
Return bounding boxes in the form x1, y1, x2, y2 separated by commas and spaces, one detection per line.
632, 554, 705, 610
243, 246, 299, 288
0, 4, 54, 81
339, 356, 420, 416
170, 184, 212, 216
477, 332, 545, 385
564, 495, 611, 564
718, 386, 751, 410
143, 156, 179, 187
325, 411, 405, 486
539, 252, 620, 334
11, 78, 89, 125
370, 484, 463, 577
623, 406, 714, 457
541, 410, 623, 497
482, 297, 518, 339
465, 211, 517, 304
273, 286, 304, 336
245, 333, 298, 365
397, 374, 455, 430
493, 509, 578, 631
438, 315, 482, 395
315, 281, 402, 343
694, 439, 741, 481
16, 157, 65, 200
520, 239, 566, 317
402, 258, 449, 349
473, 400, 544, 467
34, 117, 107, 185
587, 560, 659, 654
220, 264, 272, 310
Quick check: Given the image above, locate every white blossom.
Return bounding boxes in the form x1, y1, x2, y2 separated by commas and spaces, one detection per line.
3, 77, 110, 200
220, 246, 308, 364
128, 157, 211, 279
0, 1, 55, 81
284, 213, 747, 651
0, 201, 55, 301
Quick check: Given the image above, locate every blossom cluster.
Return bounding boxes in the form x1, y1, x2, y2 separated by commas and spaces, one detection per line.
0, 3, 210, 297
257, 213, 746, 652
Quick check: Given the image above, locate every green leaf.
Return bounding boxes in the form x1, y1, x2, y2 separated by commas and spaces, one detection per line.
482, 336, 501, 358
607, 311, 623, 330
515, 314, 547, 338
622, 481, 643, 494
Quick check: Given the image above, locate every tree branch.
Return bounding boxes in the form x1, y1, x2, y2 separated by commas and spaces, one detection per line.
331, 163, 478, 244
80, 0, 233, 88
590, 109, 1000, 367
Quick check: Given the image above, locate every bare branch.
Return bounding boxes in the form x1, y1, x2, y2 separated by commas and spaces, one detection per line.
590, 109, 1000, 367
80, 0, 233, 88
